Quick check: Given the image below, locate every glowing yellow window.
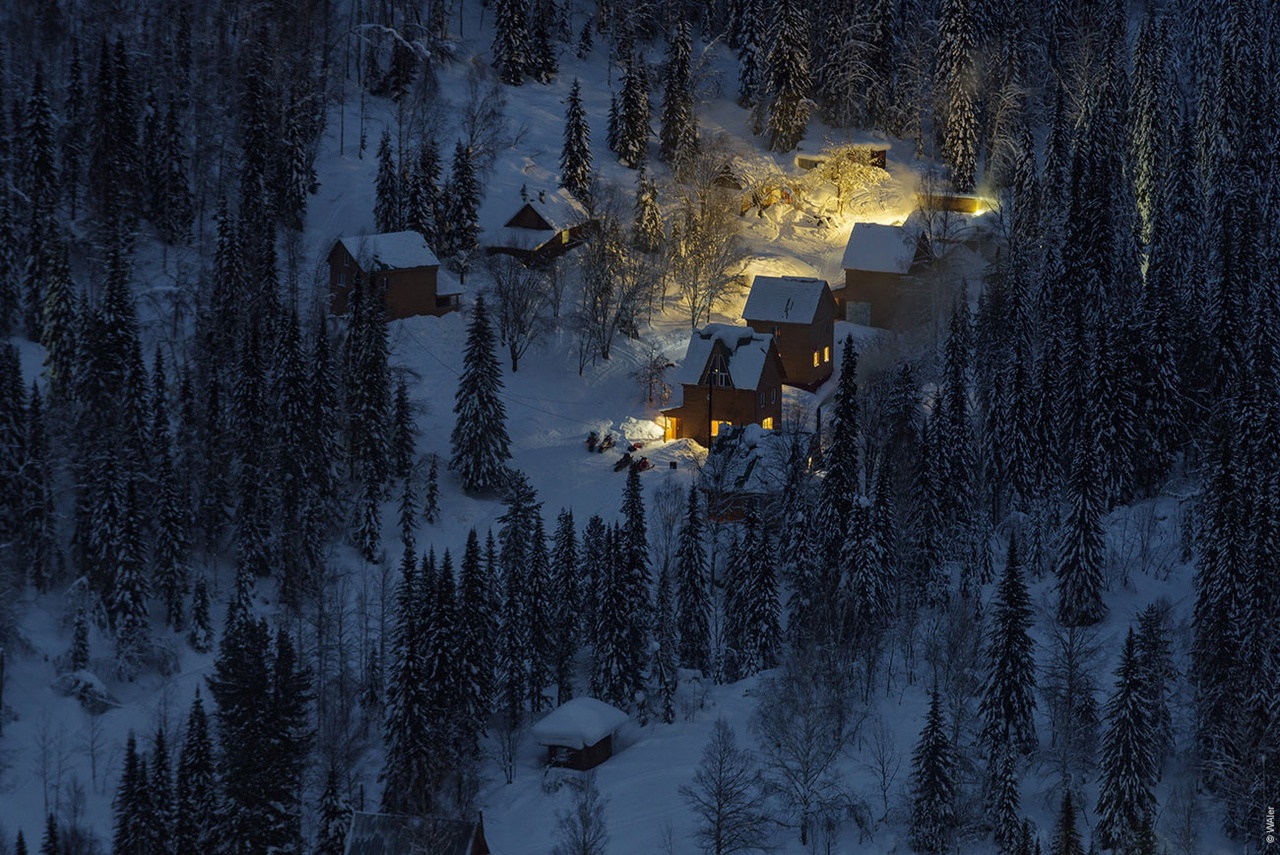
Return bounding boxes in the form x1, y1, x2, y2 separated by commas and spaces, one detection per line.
711, 420, 731, 437
761, 417, 774, 430
824, 346, 831, 363
813, 350, 820, 367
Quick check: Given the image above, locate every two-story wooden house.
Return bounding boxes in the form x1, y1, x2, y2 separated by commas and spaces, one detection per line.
661, 324, 785, 447
328, 232, 462, 320
741, 275, 836, 390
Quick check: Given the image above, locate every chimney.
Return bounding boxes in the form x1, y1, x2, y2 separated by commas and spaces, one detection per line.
539, 189, 546, 203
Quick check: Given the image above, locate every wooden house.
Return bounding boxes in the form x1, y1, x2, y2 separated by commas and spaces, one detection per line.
661, 324, 785, 448
329, 232, 462, 320
343, 811, 489, 855
834, 222, 925, 330
486, 187, 592, 264
699, 425, 806, 524
532, 697, 630, 771
741, 275, 836, 390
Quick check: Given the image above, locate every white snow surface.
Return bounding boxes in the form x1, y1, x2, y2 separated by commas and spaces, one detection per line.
742, 275, 831, 324
674, 324, 775, 388
840, 221, 917, 273
531, 697, 630, 749
337, 230, 441, 270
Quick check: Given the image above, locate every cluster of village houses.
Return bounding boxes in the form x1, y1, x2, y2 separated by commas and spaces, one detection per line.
327, 151, 993, 451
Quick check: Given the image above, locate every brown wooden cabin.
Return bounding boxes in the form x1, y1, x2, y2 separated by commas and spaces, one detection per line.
741, 276, 836, 390
661, 325, 785, 448
343, 811, 489, 855
532, 697, 630, 771
329, 232, 462, 320
699, 425, 801, 524
835, 222, 928, 331
487, 187, 592, 265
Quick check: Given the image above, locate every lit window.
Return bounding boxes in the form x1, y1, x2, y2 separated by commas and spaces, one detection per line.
761, 417, 774, 430
813, 350, 820, 368
824, 346, 831, 363
708, 354, 731, 387
712, 420, 730, 437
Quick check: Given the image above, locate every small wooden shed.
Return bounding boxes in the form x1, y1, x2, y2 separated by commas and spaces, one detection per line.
487, 187, 593, 265
532, 697, 629, 771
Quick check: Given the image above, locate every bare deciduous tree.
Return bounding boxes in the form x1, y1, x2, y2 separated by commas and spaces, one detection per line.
858, 714, 902, 822
752, 660, 849, 847
485, 254, 552, 372
680, 717, 771, 855
551, 773, 610, 855
667, 149, 746, 328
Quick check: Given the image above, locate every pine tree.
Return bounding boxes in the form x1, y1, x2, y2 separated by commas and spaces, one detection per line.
723, 506, 780, 679
525, 513, 554, 713
675, 483, 711, 673
762, 0, 811, 152
175, 691, 217, 855
14, 831, 25, 855
149, 725, 174, 854
374, 129, 401, 233
406, 142, 442, 251
1134, 603, 1174, 777
979, 535, 1038, 760
19, 381, 55, 591
111, 481, 151, 681
1056, 439, 1108, 627
653, 559, 679, 724
529, 0, 558, 83
69, 609, 89, 671
737, 0, 763, 108
935, 0, 979, 190
1095, 630, 1157, 853
382, 549, 431, 814
592, 523, 634, 708
112, 732, 151, 855
457, 528, 495, 754
633, 172, 664, 254
616, 49, 651, 168
990, 743, 1022, 851
909, 688, 957, 855
660, 14, 698, 173
450, 296, 512, 493
560, 79, 593, 201
38, 814, 56, 855
811, 334, 860, 638
493, 0, 531, 85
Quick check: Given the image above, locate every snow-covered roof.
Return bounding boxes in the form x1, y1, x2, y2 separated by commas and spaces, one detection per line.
676, 324, 776, 389
505, 187, 588, 232
436, 270, 464, 297
338, 231, 440, 271
742, 276, 831, 325
841, 222, 916, 274
531, 697, 629, 749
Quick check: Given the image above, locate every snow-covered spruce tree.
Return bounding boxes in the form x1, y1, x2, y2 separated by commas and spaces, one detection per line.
23, 66, 58, 344
524, 512, 554, 714
528, 0, 558, 84
653, 559, 679, 724
423, 453, 440, 523
150, 725, 175, 854
935, 0, 978, 191
616, 49, 651, 169
457, 528, 496, 750
1055, 437, 1108, 628
374, 129, 401, 233
660, 13, 698, 174
560, 79, 593, 201
425, 549, 464, 794
591, 525, 634, 710
450, 295, 512, 493
633, 172, 664, 254
1130, 11, 1175, 244
606, 92, 620, 154
187, 575, 214, 652
382, 550, 431, 814
675, 482, 711, 673
497, 472, 542, 723
111, 482, 151, 681
493, 0, 530, 85
909, 687, 957, 855
1049, 788, 1085, 855
723, 506, 780, 680
112, 732, 152, 855
68, 608, 89, 671
1095, 629, 1157, 853
407, 141, 442, 252
1134, 602, 1174, 776
551, 508, 581, 705
762, 0, 810, 152
20, 381, 56, 592
810, 334, 859, 637
736, 0, 763, 108
990, 742, 1022, 851
979, 534, 1037, 761
315, 765, 350, 855
445, 141, 482, 261
39, 813, 57, 855
175, 690, 217, 855
618, 466, 652, 694
0, 194, 20, 337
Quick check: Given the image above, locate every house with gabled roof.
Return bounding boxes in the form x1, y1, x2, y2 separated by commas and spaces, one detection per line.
328, 231, 462, 320
343, 811, 489, 855
486, 186, 593, 264
835, 222, 926, 330
532, 697, 630, 771
741, 275, 836, 390
661, 324, 785, 447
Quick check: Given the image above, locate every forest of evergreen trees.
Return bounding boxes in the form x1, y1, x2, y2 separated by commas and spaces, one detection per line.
0, 0, 1276, 852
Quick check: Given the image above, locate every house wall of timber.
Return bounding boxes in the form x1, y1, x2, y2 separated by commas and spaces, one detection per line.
327, 243, 454, 320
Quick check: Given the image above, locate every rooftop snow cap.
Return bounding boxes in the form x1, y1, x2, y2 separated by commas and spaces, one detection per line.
339, 231, 440, 271
841, 222, 915, 274
742, 275, 831, 324
532, 697, 630, 749
677, 323, 776, 389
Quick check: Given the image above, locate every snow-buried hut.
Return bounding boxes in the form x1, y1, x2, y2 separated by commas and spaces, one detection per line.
532, 697, 629, 771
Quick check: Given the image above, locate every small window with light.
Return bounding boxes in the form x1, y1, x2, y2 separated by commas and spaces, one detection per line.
813, 350, 820, 368
824, 346, 831, 363
708, 354, 731, 387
